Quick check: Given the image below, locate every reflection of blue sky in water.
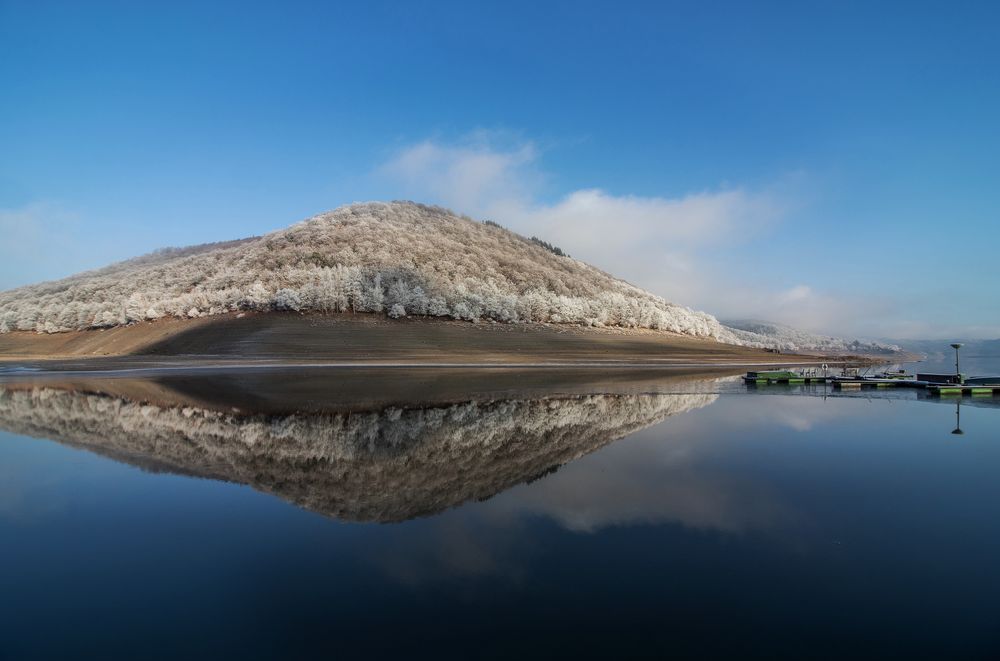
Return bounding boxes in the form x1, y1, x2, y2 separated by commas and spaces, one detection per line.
0, 432, 121, 522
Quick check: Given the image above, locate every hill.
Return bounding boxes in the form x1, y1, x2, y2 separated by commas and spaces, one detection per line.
722, 319, 904, 355
0, 201, 734, 341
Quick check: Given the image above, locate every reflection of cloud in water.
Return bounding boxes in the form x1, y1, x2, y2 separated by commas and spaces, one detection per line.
0, 386, 716, 523
715, 392, 858, 432
484, 415, 797, 534
370, 516, 531, 586
365, 395, 836, 583
362, 396, 823, 584
474, 393, 869, 536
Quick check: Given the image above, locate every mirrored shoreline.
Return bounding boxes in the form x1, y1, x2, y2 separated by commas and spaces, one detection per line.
0, 369, 724, 522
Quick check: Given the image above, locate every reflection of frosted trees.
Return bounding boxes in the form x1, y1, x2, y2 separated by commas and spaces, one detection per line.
0, 202, 734, 341
0, 386, 716, 522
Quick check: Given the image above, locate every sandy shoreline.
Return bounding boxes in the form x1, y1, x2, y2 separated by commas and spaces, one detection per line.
0, 311, 873, 372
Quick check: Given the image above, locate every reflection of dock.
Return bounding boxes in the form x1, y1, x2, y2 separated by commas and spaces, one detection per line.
927, 384, 1000, 397
832, 379, 907, 389
827, 369, 1000, 397
830, 379, 1000, 397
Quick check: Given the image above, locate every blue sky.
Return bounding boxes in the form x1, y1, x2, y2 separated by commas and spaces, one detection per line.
2, 0, 998, 338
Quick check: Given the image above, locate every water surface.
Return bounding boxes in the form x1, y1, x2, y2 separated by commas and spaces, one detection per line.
1, 362, 998, 659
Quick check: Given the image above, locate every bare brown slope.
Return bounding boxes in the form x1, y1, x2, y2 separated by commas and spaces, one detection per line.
0, 366, 742, 415
0, 312, 801, 364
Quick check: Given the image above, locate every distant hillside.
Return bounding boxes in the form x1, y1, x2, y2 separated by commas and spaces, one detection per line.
0, 201, 735, 341
722, 319, 904, 355
893, 338, 1000, 359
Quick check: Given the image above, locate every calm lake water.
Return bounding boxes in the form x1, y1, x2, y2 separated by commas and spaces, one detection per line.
1, 357, 999, 659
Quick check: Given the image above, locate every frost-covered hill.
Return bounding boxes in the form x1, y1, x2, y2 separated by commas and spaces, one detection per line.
0, 201, 736, 340
722, 319, 904, 355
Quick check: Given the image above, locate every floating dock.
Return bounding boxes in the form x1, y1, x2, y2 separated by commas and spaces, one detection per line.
743, 370, 829, 384
744, 365, 1000, 397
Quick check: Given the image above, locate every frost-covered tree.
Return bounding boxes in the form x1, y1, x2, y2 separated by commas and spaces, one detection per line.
274, 288, 303, 311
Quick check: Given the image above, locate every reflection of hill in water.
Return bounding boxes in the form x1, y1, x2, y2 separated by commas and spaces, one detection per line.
0, 385, 716, 522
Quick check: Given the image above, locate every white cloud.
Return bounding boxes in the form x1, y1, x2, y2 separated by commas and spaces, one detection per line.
378, 135, 997, 340
713, 283, 897, 336
381, 136, 782, 248
379, 136, 539, 214
511, 186, 782, 254
378, 136, 826, 322
778, 284, 813, 304
0, 202, 75, 246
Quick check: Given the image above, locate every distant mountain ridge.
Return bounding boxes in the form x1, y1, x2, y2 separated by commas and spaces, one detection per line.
722, 319, 904, 355
890, 338, 1000, 359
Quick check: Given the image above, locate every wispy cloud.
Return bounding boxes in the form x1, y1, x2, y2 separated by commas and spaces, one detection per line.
377, 134, 866, 331
378, 134, 540, 214
0, 202, 88, 290
380, 135, 782, 246
0, 203, 154, 292
379, 135, 986, 338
